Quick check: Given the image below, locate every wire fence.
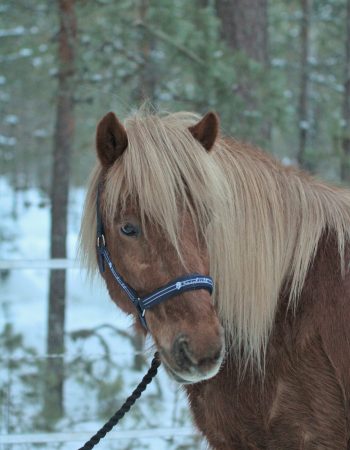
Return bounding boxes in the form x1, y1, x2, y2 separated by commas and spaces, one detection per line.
0, 428, 197, 444
0, 259, 78, 270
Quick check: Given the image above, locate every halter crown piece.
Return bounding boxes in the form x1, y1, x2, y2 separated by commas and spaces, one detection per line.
96, 184, 214, 330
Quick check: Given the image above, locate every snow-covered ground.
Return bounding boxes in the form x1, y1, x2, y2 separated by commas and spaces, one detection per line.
0, 177, 203, 449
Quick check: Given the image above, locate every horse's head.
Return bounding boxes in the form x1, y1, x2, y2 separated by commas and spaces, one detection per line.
94, 111, 224, 384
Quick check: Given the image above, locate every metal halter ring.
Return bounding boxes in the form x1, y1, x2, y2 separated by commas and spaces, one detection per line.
97, 234, 106, 248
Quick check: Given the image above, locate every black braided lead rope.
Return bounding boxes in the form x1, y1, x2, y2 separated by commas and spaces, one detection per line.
78, 352, 161, 450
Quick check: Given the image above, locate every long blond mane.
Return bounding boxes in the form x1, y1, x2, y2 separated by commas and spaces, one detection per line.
80, 110, 350, 367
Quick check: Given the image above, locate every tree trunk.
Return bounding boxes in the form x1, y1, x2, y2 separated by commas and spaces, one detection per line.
297, 0, 312, 168
215, 0, 270, 142
134, 0, 156, 104
341, 0, 350, 182
131, 0, 152, 368
216, 0, 268, 63
44, 0, 76, 424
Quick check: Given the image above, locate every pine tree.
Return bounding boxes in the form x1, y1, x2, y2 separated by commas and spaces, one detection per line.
44, 0, 77, 423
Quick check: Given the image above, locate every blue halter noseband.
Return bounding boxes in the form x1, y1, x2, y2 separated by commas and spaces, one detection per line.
96, 185, 214, 330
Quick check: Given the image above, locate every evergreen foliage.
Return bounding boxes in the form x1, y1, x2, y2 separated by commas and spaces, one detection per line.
0, 0, 348, 189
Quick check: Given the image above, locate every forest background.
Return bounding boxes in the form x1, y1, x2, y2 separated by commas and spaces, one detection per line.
1, 0, 350, 448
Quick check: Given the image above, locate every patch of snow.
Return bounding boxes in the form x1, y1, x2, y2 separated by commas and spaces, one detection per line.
91, 73, 103, 81
158, 91, 172, 101
4, 114, 18, 125
308, 56, 317, 65
0, 134, 16, 146
32, 56, 42, 67
18, 48, 33, 57
283, 89, 293, 98
81, 35, 90, 44
214, 50, 223, 58
33, 128, 49, 138
281, 157, 297, 167
0, 26, 25, 37
299, 120, 309, 130
271, 58, 287, 68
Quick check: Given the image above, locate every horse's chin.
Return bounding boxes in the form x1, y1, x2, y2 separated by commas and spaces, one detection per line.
161, 353, 223, 385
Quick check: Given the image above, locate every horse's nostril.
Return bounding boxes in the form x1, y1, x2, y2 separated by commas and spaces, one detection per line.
173, 336, 197, 370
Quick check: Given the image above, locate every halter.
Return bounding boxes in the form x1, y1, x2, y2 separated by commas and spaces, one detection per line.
96, 185, 214, 330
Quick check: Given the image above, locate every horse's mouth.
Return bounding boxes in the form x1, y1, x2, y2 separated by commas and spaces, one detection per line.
161, 358, 194, 384
160, 349, 224, 385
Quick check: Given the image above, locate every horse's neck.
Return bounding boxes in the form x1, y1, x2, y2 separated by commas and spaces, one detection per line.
278, 231, 348, 348
236, 232, 346, 376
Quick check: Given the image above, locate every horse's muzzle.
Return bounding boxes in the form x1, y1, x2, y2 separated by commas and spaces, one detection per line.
160, 331, 225, 384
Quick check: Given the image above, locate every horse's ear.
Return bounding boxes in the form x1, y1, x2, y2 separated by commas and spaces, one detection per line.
96, 112, 128, 167
189, 112, 219, 151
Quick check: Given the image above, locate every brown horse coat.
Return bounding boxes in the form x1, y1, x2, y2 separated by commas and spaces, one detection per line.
187, 235, 350, 449
80, 110, 350, 449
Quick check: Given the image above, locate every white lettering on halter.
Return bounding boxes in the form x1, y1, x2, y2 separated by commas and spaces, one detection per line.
175, 278, 209, 290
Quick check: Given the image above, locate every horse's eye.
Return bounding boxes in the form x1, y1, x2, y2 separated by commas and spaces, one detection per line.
120, 223, 139, 237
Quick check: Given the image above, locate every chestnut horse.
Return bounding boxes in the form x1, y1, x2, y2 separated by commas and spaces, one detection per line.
80, 110, 350, 449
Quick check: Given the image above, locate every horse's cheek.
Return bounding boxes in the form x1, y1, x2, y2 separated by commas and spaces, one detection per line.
103, 269, 136, 317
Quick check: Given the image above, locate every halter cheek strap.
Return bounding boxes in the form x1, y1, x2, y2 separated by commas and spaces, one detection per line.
96, 186, 214, 330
